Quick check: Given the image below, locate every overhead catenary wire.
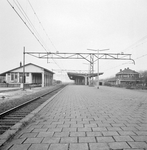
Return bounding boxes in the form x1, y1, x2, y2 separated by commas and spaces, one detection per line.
103, 52, 147, 73
13, 0, 49, 52
7, 0, 48, 52
123, 34, 147, 53
103, 34, 147, 73
27, 0, 58, 52
27, 0, 62, 70
7, 0, 62, 70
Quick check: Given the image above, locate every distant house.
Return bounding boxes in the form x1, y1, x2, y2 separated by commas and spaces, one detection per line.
107, 68, 140, 86
0, 63, 54, 87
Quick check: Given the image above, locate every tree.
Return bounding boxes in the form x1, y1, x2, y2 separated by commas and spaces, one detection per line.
139, 70, 147, 86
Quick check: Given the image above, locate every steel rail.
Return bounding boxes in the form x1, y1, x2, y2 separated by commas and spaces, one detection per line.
0, 85, 66, 119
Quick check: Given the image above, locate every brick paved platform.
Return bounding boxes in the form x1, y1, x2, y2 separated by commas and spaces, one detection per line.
1, 85, 147, 150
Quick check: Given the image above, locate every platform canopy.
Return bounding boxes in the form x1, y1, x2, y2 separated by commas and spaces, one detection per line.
67, 72, 103, 85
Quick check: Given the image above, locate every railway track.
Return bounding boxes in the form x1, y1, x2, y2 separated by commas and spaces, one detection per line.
0, 84, 66, 135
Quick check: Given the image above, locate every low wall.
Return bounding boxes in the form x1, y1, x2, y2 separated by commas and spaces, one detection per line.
20, 83, 41, 89
0, 83, 20, 87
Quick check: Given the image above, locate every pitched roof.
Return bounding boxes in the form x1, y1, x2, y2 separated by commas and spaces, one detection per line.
67, 72, 103, 79
0, 63, 54, 76
116, 68, 139, 75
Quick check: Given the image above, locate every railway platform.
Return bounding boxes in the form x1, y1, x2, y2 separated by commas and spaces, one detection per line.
1, 85, 147, 150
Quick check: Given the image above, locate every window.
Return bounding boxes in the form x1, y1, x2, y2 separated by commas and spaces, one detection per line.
15, 73, 17, 79
11, 73, 14, 80
123, 74, 129, 78
26, 73, 29, 76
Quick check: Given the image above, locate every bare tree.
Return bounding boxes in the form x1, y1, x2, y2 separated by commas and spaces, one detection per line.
139, 70, 147, 86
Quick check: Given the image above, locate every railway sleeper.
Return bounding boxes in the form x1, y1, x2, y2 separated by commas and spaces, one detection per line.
3, 116, 23, 119
0, 120, 19, 124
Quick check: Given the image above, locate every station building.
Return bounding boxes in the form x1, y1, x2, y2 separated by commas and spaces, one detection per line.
0, 63, 54, 87
67, 72, 103, 85
107, 67, 140, 86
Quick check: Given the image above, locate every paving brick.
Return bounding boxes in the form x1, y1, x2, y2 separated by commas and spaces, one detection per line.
71, 118, 82, 122
108, 142, 130, 149
128, 142, 147, 148
62, 127, 77, 132
64, 121, 77, 125
52, 121, 64, 125
37, 132, 54, 137
47, 128, 62, 132
102, 120, 115, 124
49, 143, 68, 150
86, 131, 102, 137
84, 123, 97, 128
102, 131, 119, 136
70, 131, 85, 137
19, 132, 38, 138
28, 144, 49, 150
121, 127, 138, 131
92, 127, 107, 132
111, 123, 126, 127
23, 137, 43, 143
91, 120, 102, 124
59, 118, 70, 122
79, 137, 96, 143
70, 124, 84, 128
21, 127, 34, 133
78, 127, 92, 132
69, 143, 88, 150
123, 148, 144, 150
96, 136, 114, 142
134, 131, 147, 135
139, 123, 147, 127
118, 131, 136, 136
42, 137, 60, 144
113, 136, 134, 142
124, 123, 140, 128
107, 127, 122, 131
57, 124, 70, 128
53, 132, 69, 137
60, 137, 77, 143
32, 128, 48, 132
131, 135, 147, 142
135, 125, 147, 130
89, 143, 110, 150
8, 144, 31, 150
28, 124, 44, 129
98, 123, 112, 127
10, 138, 27, 144
43, 124, 57, 128
83, 118, 94, 122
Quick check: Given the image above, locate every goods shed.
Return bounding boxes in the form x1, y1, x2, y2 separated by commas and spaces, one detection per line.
0, 63, 54, 87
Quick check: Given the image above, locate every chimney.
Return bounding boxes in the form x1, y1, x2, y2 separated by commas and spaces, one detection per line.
20, 62, 22, 67
120, 69, 122, 72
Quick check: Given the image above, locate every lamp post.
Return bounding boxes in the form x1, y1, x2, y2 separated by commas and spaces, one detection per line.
97, 49, 99, 89
23, 47, 25, 90
87, 48, 109, 89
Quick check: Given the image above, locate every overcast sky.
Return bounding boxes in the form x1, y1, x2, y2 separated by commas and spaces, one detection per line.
1, 0, 147, 82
